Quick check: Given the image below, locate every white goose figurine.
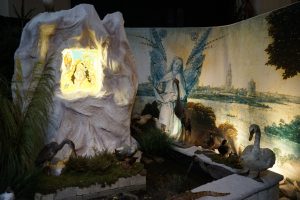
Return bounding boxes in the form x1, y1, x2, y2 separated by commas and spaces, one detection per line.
241, 124, 276, 182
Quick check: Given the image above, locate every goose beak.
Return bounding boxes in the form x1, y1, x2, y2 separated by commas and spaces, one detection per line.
249, 131, 254, 141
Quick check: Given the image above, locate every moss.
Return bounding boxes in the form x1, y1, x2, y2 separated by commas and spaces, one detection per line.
65, 156, 88, 172
65, 151, 117, 174
35, 155, 144, 194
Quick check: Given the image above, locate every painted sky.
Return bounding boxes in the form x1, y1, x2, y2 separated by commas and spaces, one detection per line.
126, 11, 300, 97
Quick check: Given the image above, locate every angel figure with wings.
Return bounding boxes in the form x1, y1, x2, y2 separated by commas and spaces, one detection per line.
146, 28, 212, 140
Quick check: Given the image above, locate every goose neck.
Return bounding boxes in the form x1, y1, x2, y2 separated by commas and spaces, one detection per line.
253, 130, 261, 151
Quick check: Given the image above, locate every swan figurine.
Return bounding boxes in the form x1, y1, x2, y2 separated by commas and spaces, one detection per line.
241, 124, 276, 182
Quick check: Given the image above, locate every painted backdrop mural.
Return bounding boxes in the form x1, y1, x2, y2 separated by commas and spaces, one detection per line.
126, 3, 300, 182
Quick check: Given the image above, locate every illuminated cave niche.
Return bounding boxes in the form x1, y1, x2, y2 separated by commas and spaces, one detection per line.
60, 49, 102, 99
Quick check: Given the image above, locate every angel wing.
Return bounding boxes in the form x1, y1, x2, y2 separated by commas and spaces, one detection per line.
184, 28, 212, 98
148, 28, 167, 88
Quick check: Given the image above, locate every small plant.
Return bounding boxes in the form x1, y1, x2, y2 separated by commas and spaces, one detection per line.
65, 156, 88, 173
134, 127, 173, 157
65, 151, 117, 174
88, 151, 117, 173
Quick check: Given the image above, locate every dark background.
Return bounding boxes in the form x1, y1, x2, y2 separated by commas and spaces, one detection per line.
0, 0, 252, 82
71, 0, 240, 27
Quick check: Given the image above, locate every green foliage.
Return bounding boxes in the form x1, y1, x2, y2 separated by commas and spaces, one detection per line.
65, 151, 117, 174
134, 127, 174, 157
88, 151, 117, 172
36, 160, 143, 194
265, 115, 300, 144
0, 59, 55, 194
65, 156, 88, 173
265, 3, 300, 79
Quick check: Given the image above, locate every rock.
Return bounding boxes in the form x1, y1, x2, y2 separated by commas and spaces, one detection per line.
12, 4, 138, 157
294, 180, 300, 191
206, 164, 233, 179
280, 181, 297, 199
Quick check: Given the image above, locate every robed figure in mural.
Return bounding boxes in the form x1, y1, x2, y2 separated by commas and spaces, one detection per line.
154, 56, 186, 138
147, 28, 211, 139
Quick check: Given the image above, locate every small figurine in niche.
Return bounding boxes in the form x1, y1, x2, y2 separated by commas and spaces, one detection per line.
241, 124, 276, 182
63, 51, 73, 70
71, 62, 86, 85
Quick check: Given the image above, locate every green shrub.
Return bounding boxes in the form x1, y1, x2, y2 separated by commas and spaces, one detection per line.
87, 151, 117, 173
134, 127, 173, 157
187, 102, 216, 128
65, 156, 88, 173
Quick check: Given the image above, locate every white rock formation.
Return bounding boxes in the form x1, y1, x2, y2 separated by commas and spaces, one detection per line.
12, 4, 138, 157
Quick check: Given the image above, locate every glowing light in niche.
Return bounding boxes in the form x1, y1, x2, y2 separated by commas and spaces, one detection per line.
60, 48, 102, 99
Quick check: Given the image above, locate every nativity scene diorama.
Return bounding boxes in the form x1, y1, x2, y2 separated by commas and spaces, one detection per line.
0, 2, 299, 200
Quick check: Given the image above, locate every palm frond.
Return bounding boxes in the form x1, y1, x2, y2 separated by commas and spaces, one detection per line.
134, 35, 155, 47
24, 8, 35, 20
186, 28, 212, 66
150, 28, 166, 61
12, 3, 21, 19
0, 58, 55, 193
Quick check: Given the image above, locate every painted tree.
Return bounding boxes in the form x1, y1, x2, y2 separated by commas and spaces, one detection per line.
265, 3, 300, 79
